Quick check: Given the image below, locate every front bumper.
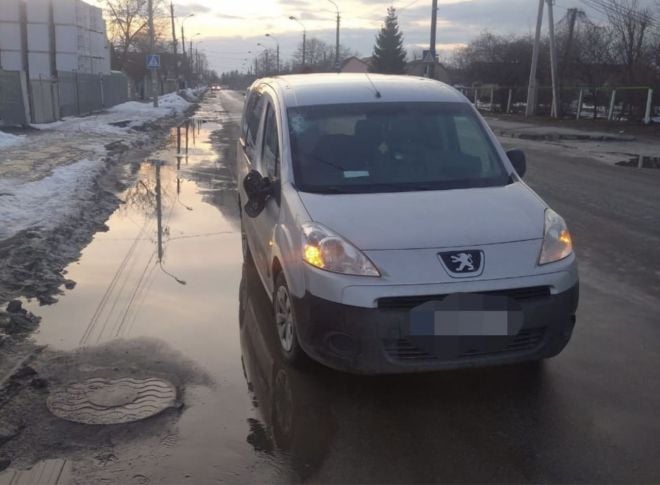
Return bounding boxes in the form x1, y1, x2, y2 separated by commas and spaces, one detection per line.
292, 283, 579, 374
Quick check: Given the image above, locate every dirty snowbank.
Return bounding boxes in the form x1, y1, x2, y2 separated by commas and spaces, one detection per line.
0, 158, 104, 241
0, 131, 25, 149
31, 92, 193, 135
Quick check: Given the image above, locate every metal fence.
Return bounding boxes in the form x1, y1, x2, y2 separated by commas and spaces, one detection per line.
458, 85, 658, 124
57, 71, 129, 118
0, 70, 129, 125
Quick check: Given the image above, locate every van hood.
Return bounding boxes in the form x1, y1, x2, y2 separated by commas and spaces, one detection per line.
298, 183, 546, 250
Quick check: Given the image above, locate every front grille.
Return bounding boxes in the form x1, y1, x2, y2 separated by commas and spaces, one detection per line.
383, 327, 547, 362
377, 286, 551, 310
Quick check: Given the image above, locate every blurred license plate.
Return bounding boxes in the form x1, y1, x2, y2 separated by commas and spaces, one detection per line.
409, 293, 524, 337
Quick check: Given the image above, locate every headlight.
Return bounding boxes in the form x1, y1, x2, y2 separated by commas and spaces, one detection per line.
539, 209, 573, 265
301, 222, 380, 277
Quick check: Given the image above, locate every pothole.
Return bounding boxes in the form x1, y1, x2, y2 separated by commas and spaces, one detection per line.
616, 155, 660, 169
47, 377, 178, 425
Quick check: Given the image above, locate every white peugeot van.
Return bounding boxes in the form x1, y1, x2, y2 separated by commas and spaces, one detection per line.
237, 74, 578, 374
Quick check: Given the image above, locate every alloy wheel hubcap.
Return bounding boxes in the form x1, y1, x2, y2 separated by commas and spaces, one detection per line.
275, 286, 295, 352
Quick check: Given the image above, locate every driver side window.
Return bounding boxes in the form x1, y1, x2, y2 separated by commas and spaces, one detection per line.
262, 103, 280, 179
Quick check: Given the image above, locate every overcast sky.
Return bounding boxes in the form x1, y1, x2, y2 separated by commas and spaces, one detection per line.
92, 0, 658, 74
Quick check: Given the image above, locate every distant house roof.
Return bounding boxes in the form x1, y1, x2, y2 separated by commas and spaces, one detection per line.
340, 56, 370, 73
406, 60, 451, 84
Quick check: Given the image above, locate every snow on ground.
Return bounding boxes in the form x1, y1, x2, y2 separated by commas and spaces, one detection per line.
31, 92, 193, 135
0, 91, 196, 242
0, 131, 25, 149
0, 158, 103, 241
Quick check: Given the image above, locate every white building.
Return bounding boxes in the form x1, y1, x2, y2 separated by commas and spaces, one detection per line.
0, 0, 110, 78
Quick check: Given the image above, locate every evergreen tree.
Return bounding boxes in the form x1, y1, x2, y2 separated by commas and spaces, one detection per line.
371, 7, 407, 74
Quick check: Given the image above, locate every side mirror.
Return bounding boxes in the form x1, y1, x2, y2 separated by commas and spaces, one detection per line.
507, 149, 527, 178
243, 170, 273, 218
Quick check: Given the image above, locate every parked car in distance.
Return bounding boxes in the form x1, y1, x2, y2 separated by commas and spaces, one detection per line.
237, 73, 579, 374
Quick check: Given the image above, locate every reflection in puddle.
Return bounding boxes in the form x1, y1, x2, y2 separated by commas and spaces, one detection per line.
25, 113, 240, 351
239, 264, 337, 482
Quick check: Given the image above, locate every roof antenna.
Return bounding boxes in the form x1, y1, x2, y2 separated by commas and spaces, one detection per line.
364, 72, 382, 99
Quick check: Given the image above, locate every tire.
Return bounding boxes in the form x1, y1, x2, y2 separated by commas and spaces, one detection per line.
273, 272, 307, 366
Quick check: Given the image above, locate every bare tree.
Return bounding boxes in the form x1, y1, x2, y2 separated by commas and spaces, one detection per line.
451, 32, 539, 86
291, 38, 356, 72
606, 0, 654, 83
574, 22, 614, 86
105, 0, 166, 71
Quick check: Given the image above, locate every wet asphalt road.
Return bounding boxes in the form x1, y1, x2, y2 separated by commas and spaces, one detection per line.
2, 90, 660, 484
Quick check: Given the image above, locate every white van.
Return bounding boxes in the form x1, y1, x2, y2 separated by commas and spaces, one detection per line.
237, 74, 578, 374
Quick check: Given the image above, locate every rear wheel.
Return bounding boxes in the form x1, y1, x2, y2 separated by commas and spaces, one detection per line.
273, 272, 306, 366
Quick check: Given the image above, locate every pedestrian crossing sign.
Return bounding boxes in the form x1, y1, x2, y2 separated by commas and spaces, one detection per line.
146, 55, 160, 69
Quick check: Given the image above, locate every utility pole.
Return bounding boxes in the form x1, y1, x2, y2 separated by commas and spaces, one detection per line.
428, 0, 438, 79
170, 2, 179, 88
148, 0, 158, 107
327, 0, 340, 71
335, 11, 340, 71
560, 8, 578, 82
547, 0, 560, 118
181, 26, 186, 86
525, 0, 544, 117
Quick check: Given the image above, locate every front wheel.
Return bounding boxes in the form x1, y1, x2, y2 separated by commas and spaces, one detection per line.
273, 273, 307, 366
240, 215, 254, 266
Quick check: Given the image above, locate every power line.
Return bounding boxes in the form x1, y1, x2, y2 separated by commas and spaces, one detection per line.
579, 0, 659, 27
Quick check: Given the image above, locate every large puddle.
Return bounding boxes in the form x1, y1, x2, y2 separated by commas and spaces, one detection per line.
0, 94, 286, 484
28, 115, 240, 351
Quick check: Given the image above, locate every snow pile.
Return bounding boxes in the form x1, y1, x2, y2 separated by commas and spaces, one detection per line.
109, 92, 192, 118
0, 158, 103, 241
0, 130, 25, 149
33, 92, 193, 134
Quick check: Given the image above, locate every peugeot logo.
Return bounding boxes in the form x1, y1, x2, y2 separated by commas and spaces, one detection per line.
439, 250, 484, 277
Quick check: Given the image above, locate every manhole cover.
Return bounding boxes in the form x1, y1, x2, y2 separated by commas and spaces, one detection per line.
47, 377, 178, 425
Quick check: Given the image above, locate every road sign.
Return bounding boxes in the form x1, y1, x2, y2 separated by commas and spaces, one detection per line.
146, 55, 160, 69
422, 50, 436, 64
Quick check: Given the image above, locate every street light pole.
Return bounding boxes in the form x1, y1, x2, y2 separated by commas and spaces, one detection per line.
289, 16, 307, 68
265, 33, 280, 74
326, 0, 341, 71
180, 14, 194, 88
256, 43, 269, 75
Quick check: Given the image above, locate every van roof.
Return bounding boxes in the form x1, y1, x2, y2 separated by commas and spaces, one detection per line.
259, 73, 465, 107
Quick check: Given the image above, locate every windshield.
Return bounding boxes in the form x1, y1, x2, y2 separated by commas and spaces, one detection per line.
288, 102, 510, 194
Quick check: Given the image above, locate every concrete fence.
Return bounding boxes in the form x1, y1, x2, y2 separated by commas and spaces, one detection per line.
0, 69, 129, 125
457, 85, 658, 124
0, 70, 31, 126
